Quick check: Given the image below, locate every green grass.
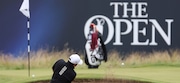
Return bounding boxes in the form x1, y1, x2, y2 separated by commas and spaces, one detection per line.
76, 66, 180, 83
0, 66, 180, 83
0, 48, 180, 83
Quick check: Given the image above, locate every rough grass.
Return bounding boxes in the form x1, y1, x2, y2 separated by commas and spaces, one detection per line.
0, 48, 180, 70
123, 49, 180, 67
100, 49, 180, 68
0, 48, 75, 69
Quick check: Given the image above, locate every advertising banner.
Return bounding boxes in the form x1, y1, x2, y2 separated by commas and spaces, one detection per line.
0, 0, 179, 54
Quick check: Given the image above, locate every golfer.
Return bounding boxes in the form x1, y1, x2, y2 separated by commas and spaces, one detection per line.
50, 53, 83, 83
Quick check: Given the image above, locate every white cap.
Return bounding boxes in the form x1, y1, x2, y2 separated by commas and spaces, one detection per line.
68, 54, 83, 65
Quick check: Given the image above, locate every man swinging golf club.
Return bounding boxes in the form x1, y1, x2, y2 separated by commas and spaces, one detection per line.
50, 53, 83, 83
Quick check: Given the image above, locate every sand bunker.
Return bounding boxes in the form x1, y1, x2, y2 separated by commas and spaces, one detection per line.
30, 79, 152, 83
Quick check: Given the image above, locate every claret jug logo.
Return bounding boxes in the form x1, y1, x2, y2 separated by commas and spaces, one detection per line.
84, 2, 174, 46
